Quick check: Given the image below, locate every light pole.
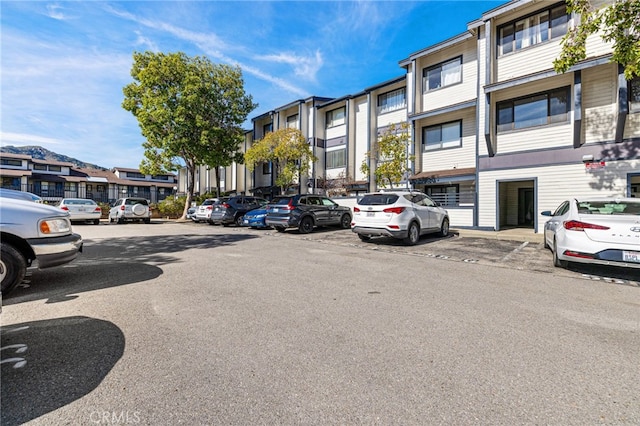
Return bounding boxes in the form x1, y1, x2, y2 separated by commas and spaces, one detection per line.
173, 185, 178, 200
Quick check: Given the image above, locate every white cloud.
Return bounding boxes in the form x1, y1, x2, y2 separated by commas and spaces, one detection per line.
134, 31, 159, 52
255, 50, 323, 82
1, 132, 65, 146
106, 5, 311, 97
45, 3, 67, 21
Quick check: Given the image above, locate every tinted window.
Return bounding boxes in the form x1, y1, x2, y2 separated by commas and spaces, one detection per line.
125, 199, 148, 206
271, 197, 293, 206
577, 200, 640, 215
552, 201, 569, 216
359, 194, 400, 205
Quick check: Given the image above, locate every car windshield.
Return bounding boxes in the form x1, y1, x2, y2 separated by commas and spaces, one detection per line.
577, 200, 640, 215
358, 194, 400, 205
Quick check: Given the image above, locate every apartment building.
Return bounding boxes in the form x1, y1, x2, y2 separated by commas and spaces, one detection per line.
472, 0, 639, 232
401, 30, 480, 227
178, 0, 638, 232
0, 152, 176, 204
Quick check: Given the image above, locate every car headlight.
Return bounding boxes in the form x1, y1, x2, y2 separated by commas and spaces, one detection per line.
39, 217, 72, 235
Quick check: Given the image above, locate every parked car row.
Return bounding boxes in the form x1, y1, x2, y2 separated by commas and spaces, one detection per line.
192, 191, 449, 246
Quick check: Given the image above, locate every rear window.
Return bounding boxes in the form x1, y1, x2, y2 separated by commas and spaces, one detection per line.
65, 199, 96, 205
125, 199, 148, 206
358, 194, 400, 206
577, 200, 640, 215
271, 197, 294, 206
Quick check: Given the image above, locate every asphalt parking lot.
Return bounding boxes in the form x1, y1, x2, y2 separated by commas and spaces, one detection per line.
214, 222, 640, 287
3, 219, 639, 425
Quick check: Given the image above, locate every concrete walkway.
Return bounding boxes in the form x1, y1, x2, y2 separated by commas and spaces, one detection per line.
452, 227, 544, 244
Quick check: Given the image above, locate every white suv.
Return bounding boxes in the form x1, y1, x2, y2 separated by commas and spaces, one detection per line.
351, 190, 449, 245
109, 197, 151, 224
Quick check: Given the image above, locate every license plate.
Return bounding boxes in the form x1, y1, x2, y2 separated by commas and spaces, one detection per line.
272, 208, 278, 213
78, 208, 86, 212
366, 212, 375, 217
622, 251, 640, 263
243, 219, 248, 225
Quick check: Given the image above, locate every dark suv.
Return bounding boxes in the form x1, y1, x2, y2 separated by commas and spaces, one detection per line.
265, 194, 352, 234
209, 196, 268, 226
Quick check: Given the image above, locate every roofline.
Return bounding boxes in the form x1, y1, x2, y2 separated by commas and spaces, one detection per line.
399, 31, 475, 67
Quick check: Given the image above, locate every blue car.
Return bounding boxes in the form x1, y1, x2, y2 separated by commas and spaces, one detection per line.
242, 207, 270, 228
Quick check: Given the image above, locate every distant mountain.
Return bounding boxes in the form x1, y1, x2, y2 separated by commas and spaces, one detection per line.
0, 145, 107, 170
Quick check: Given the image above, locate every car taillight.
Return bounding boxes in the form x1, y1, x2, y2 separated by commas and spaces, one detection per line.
563, 220, 610, 231
94, 207, 101, 212
354, 207, 361, 212
383, 207, 405, 214
61, 206, 69, 211
206, 206, 213, 210
222, 203, 231, 209
120, 205, 125, 211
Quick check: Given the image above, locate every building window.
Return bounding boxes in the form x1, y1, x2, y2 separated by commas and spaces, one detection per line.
423, 57, 462, 92
151, 175, 169, 181
630, 76, 640, 113
127, 172, 146, 179
1, 159, 22, 167
33, 164, 47, 171
497, 86, 570, 132
326, 149, 346, 169
499, 4, 569, 55
286, 114, 298, 129
48, 165, 61, 172
326, 107, 345, 128
423, 120, 462, 151
64, 182, 77, 191
262, 162, 272, 175
378, 88, 406, 114
263, 123, 273, 137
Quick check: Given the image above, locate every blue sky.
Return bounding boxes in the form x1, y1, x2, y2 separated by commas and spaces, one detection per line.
1, 1, 502, 169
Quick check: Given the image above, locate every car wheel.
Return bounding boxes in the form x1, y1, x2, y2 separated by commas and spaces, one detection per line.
132, 203, 146, 216
553, 239, 568, 268
235, 215, 244, 227
143, 218, 151, 224
275, 226, 286, 233
93, 219, 100, 225
1, 243, 27, 295
358, 234, 371, 242
117, 216, 124, 224
404, 222, 420, 246
299, 217, 314, 234
340, 214, 351, 229
438, 218, 449, 237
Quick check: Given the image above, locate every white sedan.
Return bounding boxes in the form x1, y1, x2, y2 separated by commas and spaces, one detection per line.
541, 197, 640, 269
56, 198, 102, 225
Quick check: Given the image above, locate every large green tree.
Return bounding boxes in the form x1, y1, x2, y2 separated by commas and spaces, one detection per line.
361, 123, 414, 189
122, 51, 257, 219
244, 127, 317, 195
554, 0, 639, 79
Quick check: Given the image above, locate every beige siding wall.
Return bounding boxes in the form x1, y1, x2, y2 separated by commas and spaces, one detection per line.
326, 166, 347, 180
355, 98, 369, 182
447, 208, 474, 228
419, 39, 477, 112
582, 64, 617, 144
497, 39, 563, 81
419, 108, 476, 170
377, 109, 406, 127
497, 123, 573, 154
479, 160, 638, 231
624, 113, 640, 140
326, 123, 346, 140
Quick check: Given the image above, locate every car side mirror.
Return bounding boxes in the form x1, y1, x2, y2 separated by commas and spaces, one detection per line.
541, 211, 552, 217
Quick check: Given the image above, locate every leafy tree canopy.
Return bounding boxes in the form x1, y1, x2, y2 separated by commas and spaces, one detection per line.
122, 51, 256, 218
554, 0, 639, 79
244, 127, 317, 194
361, 122, 414, 189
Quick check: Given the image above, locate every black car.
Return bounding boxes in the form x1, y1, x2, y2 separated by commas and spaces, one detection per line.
265, 194, 352, 234
209, 196, 268, 226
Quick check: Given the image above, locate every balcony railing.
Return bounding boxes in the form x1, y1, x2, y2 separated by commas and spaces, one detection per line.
429, 191, 475, 207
